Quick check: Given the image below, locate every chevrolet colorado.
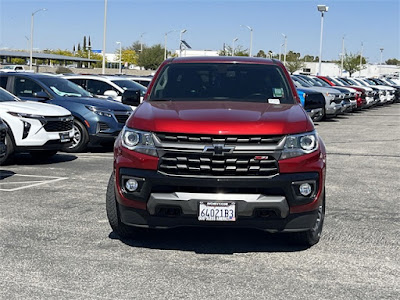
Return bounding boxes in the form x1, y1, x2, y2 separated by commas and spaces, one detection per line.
106, 57, 327, 246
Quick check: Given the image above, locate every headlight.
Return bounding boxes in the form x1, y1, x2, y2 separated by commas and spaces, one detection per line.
7, 112, 44, 119
280, 131, 319, 160
85, 105, 113, 118
121, 126, 157, 156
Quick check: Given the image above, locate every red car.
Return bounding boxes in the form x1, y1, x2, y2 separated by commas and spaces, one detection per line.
107, 57, 327, 246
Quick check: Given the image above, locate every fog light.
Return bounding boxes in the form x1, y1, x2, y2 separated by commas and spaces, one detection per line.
299, 183, 312, 196
125, 179, 138, 192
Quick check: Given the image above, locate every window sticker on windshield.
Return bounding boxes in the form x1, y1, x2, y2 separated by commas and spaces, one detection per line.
268, 98, 280, 104
273, 88, 283, 98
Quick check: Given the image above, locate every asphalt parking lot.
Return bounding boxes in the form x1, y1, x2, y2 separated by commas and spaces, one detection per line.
0, 104, 399, 300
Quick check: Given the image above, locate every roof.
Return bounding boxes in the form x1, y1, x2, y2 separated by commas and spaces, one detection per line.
0, 50, 99, 63
169, 56, 277, 64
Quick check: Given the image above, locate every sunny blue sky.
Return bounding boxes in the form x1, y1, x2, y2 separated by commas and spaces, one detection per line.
0, 0, 398, 63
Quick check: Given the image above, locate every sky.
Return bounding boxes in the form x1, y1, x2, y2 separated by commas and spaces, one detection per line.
0, 0, 399, 63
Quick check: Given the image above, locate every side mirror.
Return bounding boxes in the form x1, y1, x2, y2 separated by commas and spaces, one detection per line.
122, 89, 141, 107
103, 90, 119, 99
33, 91, 50, 100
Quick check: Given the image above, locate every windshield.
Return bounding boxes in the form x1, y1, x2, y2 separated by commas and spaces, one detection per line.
327, 77, 344, 86
354, 79, 368, 86
112, 79, 147, 96
41, 77, 92, 97
313, 77, 331, 87
291, 76, 312, 87
149, 63, 295, 104
385, 78, 396, 85
1, 66, 13, 70
297, 76, 321, 87
363, 78, 376, 85
0, 87, 19, 102
335, 78, 350, 86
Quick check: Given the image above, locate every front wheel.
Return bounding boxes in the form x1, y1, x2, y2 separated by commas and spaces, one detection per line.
106, 174, 143, 239
290, 196, 325, 247
63, 120, 88, 153
0, 132, 15, 165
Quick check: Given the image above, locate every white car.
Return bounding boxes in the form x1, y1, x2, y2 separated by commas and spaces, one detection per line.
64, 75, 147, 107
123, 76, 152, 87
353, 78, 394, 104
0, 87, 74, 164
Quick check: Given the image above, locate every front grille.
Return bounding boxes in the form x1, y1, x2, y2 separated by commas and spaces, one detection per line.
114, 113, 130, 124
156, 133, 284, 145
304, 93, 325, 109
159, 153, 279, 177
43, 118, 73, 132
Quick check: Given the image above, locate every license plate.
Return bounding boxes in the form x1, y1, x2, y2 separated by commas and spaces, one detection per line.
59, 133, 70, 142
198, 202, 236, 222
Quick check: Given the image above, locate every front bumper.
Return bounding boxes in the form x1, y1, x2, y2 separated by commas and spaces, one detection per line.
115, 168, 323, 232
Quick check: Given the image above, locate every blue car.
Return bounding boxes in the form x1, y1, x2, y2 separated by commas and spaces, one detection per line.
296, 87, 325, 122
0, 73, 133, 152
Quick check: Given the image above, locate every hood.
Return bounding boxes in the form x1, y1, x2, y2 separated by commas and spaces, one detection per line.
60, 97, 132, 111
296, 87, 323, 95
0, 100, 71, 116
308, 86, 342, 95
128, 101, 313, 135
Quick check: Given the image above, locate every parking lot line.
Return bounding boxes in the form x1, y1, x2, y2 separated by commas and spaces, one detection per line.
0, 174, 68, 192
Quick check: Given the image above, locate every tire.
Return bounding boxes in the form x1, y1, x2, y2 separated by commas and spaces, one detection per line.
106, 174, 141, 239
30, 150, 58, 160
62, 120, 88, 153
290, 195, 325, 247
0, 132, 15, 165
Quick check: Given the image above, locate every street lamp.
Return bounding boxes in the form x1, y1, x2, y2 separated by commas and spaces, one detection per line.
241, 25, 253, 57
359, 42, 363, 76
164, 30, 176, 60
340, 35, 345, 76
282, 33, 287, 66
102, 0, 107, 74
116, 41, 122, 74
317, 4, 329, 75
140, 32, 146, 53
232, 38, 238, 56
29, 8, 47, 71
179, 29, 187, 57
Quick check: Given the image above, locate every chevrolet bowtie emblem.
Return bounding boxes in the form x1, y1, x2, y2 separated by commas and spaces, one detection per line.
203, 144, 234, 156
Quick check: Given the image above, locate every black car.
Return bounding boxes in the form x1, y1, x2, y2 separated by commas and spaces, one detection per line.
0, 73, 137, 152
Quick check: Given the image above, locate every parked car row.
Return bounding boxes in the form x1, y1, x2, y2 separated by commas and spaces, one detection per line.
0, 72, 140, 164
291, 73, 399, 122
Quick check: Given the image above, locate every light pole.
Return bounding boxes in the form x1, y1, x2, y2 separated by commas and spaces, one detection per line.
232, 38, 238, 56
282, 33, 287, 66
317, 4, 329, 75
116, 41, 122, 74
164, 30, 176, 60
359, 42, 363, 76
29, 8, 47, 71
140, 32, 146, 53
102, 0, 107, 74
380, 48, 384, 74
241, 25, 253, 57
340, 35, 345, 76
179, 29, 187, 57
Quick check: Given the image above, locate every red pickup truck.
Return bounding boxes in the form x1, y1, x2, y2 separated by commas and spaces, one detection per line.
106, 56, 327, 246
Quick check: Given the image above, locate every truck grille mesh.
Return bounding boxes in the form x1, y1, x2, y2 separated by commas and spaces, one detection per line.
156, 133, 283, 145
159, 153, 279, 176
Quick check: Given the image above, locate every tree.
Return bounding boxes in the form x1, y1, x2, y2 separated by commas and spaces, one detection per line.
386, 58, 400, 65
127, 41, 142, 53
256, 50, 267, 58
137, 44, 164, 70
303, 55, 315, 62
77, 43, 81, 51
285, 59, 306, 74
83, 36, 87, 51
116, 49, 138, 66
336, 53, 367, 76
